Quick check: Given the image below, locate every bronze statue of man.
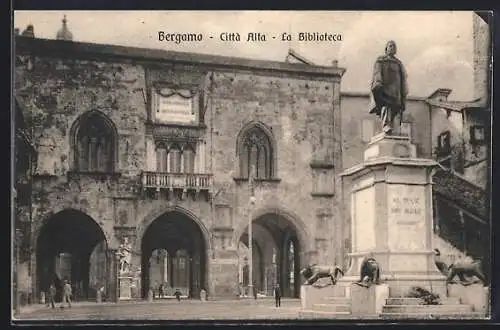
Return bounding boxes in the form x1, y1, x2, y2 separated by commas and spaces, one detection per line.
369, 40, 408, 135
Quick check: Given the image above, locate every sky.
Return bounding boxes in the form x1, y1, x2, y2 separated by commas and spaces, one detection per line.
14, 11, 478, 101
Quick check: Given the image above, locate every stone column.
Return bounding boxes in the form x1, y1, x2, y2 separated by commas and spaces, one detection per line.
106, 249, 118, 302
339, 133, 446, 298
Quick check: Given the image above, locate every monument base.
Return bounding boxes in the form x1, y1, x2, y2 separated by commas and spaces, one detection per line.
340, 273, 447, 299
118, 277, 133, 301
448, 283, 489, 314
350, 283, 389, 316
300, 284, 346, 310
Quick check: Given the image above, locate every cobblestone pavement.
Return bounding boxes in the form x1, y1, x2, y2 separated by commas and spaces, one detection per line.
15, 298, 304, 321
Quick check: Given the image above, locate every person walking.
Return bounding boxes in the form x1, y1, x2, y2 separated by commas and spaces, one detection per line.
159, 283, 164, 299
61, 280, 72, 309
274, 283, 281, 308
174, 288, 182, 302
47, 284, 56, 309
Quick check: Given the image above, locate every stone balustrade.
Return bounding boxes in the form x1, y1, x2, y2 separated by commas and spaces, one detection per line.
141, 171, 213, 191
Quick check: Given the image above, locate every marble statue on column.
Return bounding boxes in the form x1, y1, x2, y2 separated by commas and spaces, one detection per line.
118, 237, 132, 275
117, 236, 134, 300
369, 40, 409, 135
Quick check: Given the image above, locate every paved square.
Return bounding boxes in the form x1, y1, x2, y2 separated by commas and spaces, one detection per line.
15, 299, 304, 321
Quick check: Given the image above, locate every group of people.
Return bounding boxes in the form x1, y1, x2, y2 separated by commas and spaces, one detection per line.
45, 280, 73, 309
150, 282, 184, 301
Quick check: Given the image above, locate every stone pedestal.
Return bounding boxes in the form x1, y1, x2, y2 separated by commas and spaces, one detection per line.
351, 283, 389, 316
340, 133, 446, 298
209, 252, 239, 299
119, 277, 133, 301
448, 284, 489, 314
300, 284, 346, 309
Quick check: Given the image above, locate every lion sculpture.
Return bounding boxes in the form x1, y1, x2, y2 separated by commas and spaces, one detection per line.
300, 264, 344, 286
354, 255, 381, 288
434, 248, 487, 286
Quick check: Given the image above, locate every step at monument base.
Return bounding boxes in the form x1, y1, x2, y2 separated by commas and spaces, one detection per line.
379, 312, 487, 320
380, 293, 485, 320
299, 310, 352, 319
312, 302, 351, 313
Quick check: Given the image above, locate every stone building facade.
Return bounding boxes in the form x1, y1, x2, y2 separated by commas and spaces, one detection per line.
14, 34, 344, 301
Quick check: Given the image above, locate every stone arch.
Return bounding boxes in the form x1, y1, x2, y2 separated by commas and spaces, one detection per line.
135, 205, 212, 256
68, 109, 119, 172
33, 207, 113, 251
235, 121, 278, 179
231, 206, 314, 262
34, 208, 110, 302
137, 205, 211, 299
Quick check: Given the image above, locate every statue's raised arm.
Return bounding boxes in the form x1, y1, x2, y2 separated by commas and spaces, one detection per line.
369, 40, 408, 135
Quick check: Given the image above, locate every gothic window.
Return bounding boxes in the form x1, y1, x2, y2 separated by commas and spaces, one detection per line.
183, 146, 196, 173
156, 143, 197, 173
168, 145, 182, 173
156, 147, 167, 172
73, 111, 116, 173
239, 125, 273, 179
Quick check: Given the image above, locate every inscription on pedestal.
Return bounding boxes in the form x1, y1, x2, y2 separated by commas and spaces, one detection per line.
388, 185, 425, 224
388, 185, 427, 251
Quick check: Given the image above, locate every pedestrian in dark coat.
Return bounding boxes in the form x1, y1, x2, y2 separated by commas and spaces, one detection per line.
274, 284, 281, 308
174, 288, 182, 301
48, 284, 56, 309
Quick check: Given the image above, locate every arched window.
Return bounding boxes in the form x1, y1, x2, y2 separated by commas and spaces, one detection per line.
156, 147, 167, 172
73, 111, 116, 173
183, 146, 196, 174
168, 145, 182, 173
238, 125, 274, 179
156, 143, 197, 174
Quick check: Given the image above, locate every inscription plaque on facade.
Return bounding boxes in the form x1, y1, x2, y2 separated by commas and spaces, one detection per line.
153, 88, 198, 124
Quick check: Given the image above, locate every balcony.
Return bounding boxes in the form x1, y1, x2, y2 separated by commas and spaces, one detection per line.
141, 171, 213, 200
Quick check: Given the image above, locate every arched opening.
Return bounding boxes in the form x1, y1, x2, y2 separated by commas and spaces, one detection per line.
141, 211, 206, 299
71, 111, 117, 173
238, 213, 302, 298
36, 210, 108, 302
